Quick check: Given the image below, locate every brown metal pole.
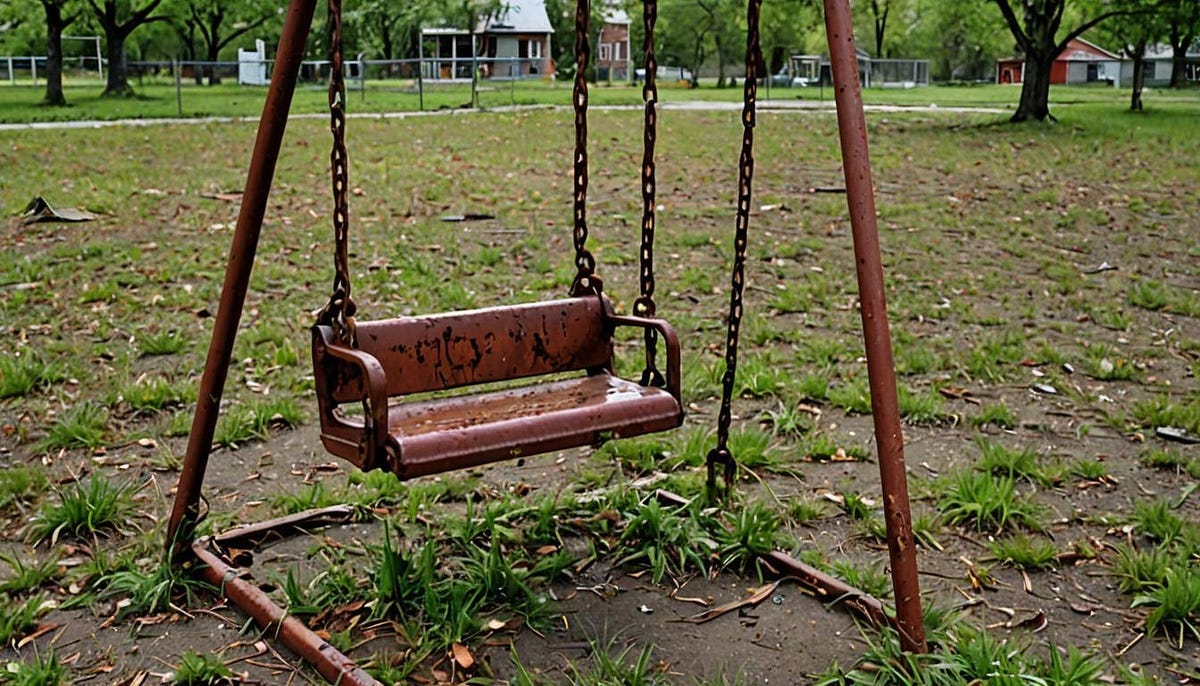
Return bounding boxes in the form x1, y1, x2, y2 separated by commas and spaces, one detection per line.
193, 543, 380, 686
166, 0, 319, 561
822, 0, 927, 653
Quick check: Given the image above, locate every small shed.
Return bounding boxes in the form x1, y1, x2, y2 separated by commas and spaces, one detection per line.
997, 38, 1120, 86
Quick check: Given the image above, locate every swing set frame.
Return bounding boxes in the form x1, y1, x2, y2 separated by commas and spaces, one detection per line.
163, 0, 926, 683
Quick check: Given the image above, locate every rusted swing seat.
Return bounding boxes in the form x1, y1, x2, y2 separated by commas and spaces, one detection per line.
312, 295, 683, 479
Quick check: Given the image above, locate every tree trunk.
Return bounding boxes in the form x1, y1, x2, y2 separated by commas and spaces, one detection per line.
206, 43, 222, 85
1130, 43, 1146, 111
1169, 40, 1189, 88
1012, 53, 1053, 122
104, 32, 134, 96
42, 2, 73, 106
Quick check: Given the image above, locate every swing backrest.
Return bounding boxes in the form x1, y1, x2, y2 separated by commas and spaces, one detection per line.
319, 296, 614, 404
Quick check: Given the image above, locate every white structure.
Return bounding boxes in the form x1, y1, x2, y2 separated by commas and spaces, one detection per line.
238, 40, 268, 86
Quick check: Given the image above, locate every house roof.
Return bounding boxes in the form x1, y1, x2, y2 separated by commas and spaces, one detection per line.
1142, 42, 1200, 59
481, 0, 554, 34
1057, 37, 1120, 62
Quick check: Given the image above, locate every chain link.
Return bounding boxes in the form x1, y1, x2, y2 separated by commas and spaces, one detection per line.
316, 0, 357, 347
707, 0, 762, 495
569, 0, 602, 297
635, 0, 665, 388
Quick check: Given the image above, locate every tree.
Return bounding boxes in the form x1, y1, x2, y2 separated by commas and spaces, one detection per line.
1162, 0, 1200, 87
176, 0, 277, 85
906, 2, 1007, 81
1097, 0, 1165, 110
991, 0, 1132, 122
87, 0, 166, 96
39, 0, 78, 105
869, 0, 892, 57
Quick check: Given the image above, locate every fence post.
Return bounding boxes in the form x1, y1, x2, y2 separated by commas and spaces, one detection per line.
7, 58, 13, 86
417, 42, 425, 112
31, 57, 38, 86
174, 59, 183, 116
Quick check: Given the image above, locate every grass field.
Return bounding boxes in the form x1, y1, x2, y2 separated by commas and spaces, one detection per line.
2, 75, 1192, 124
1, 86, 1198, 684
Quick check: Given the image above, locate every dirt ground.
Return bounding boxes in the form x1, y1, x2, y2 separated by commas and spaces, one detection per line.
2, 103, 1199, 684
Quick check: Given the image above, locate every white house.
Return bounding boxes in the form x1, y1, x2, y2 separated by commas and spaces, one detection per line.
422, 0, 554, 80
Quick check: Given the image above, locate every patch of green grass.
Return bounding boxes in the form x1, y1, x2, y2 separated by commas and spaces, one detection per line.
1131, 500, 1187, 545
0, 650, 67, 686
736, 354, 787, 399
828, 377, 871, 415
617, 497, 714, 583
1142, 448, 1200, 479
897, 386, 948, 425
1085, 345, 1137, 381
935, 471, 1045, 533
987, 533, 1057, 570
726, 426, 783, 473
1068, 458, 1109, 481
96, 554, 217, 620
715, 501, 785, 571
762, 402, 812, 438
830, 560, 892, 599
963, 331, 1027, 383
0, 353, 66, 399
970, 401, 1017, 429
564, 638, 668, 686
137, 330, 188, 356
1132, 393, 1200, 434
213, 397, 303, 448
785, 496, 828, 525
795, 373, 829, 402
272, 482, 345, 515
0, 594, 52, 646
0, 551, 60, 594
41, 401, 108, 451
1133, 566, 1200, 647
0, 466, 48, 513
975, 438, 1048, 485
1110, 544, 1175, 594
118, 376, 191, 413
171, 651, 233, 686
596, 436, 675, 475
27, 476, 134, 544
1128, 279, 1200, 317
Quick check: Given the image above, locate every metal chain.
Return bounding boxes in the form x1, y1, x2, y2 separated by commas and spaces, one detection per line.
635, 0, 665, 388
707, 0, 762, 495
569, 0, 602, 297
316, 0, 357, 347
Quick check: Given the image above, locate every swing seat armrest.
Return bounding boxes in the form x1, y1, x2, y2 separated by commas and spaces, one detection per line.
607, 314, 682, 403
315, 338, 395, 471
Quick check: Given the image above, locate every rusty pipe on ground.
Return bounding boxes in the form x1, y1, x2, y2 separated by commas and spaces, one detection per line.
760, 551, 892, 629
193, 542, 380, 686
822, 0, 927, 653
166, 0, 318, 562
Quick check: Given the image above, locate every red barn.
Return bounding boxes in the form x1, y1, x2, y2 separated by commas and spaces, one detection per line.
997, 38, 1121, 86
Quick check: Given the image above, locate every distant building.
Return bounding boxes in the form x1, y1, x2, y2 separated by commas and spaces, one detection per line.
1120, 43, 1200, 87
422, 0, 554, 80
596, 6, 632, 82
997, 38, 1120, 86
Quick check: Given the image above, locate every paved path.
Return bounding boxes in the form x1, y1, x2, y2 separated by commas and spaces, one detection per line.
0, 100, 1007, 132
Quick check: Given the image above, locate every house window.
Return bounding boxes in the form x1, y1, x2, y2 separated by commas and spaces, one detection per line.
520, 39, 542, 60
600, 43, 612, 62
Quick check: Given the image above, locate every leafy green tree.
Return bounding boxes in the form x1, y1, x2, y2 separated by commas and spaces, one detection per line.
1162, 0, 1200, 87
86, 0, 167, 96
991, 0, 1133, 122
1096, 0, 1165, 110
174, 0, 278, 84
